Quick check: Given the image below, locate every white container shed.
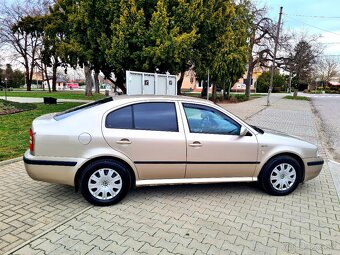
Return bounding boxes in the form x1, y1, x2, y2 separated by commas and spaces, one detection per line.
126, 71, 177, 95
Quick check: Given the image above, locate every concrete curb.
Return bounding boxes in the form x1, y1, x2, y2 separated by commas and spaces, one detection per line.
244, 105, 268, 120
310, 100, 340, 200
0, 157, 22, 166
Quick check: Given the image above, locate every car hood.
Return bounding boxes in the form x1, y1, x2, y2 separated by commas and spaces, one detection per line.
261, 128, 306, 142
254, 126, 318, 158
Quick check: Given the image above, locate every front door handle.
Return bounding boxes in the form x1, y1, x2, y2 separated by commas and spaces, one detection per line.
189, 141, 202, 147
116, 138, 131, 144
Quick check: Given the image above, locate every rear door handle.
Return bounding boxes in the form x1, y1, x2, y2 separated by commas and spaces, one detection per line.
116, 138, 131, 144
189, 141, 202, 147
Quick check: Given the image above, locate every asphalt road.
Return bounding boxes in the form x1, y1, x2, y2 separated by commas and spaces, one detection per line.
310, 94, 340, 162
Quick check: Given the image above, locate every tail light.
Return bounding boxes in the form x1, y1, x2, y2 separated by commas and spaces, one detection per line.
29, 128, 34, 154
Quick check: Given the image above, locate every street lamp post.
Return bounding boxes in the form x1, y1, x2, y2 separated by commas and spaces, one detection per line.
4, 77, 8, 101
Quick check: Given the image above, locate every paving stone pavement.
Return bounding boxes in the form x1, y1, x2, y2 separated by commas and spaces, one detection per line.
1, 95, 339, 254
0, 161, 90, 254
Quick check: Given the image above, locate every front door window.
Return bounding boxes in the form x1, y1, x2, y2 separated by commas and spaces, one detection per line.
183, 103, 240, 135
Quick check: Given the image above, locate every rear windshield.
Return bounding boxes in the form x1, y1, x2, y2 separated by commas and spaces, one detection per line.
54, 97, 113, 121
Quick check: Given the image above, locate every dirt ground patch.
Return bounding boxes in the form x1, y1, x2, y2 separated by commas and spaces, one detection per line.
0, 99, 36, 115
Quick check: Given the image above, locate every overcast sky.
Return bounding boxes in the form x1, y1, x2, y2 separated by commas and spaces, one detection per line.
257, 0, 340, 56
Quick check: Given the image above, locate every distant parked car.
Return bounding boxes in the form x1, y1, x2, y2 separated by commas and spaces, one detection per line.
24, 96, 324, 206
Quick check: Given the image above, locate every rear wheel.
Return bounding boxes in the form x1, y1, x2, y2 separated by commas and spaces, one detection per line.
79, 159, 131, 206
259, 156, 301, 196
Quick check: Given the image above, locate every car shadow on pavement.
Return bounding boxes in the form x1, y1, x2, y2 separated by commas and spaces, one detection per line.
129, 182, 262, 200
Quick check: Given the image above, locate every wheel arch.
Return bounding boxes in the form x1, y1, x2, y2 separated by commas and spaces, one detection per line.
74, 156, 137, 192
258, 152, 305, 183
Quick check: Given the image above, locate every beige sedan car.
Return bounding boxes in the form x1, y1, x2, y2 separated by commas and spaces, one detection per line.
24, 96, 323, 205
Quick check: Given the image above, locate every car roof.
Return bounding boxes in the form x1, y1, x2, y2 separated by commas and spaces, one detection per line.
111, 95, 214, 104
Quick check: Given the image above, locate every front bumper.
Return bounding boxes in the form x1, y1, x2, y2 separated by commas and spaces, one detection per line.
303, 157, 324, 181
23, 150, 84, 186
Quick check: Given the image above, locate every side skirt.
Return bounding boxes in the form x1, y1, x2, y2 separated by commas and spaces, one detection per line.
136, 177, 257, 187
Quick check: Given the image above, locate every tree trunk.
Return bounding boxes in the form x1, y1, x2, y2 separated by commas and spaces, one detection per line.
293, 89, 298, 97
106, 77, 119, 94
245, 62, 254, 99
41, 70, 45, 91
245, 35, 255, 99
94, 71, 100, 93
84, 65, 93, 96
24, 56, 32, 91
228, 81, 232, 99
222, 80, 227, 100
212, 83, 217, 102
29, 58, 35, 91
52, 63, 57, 92
43, 64, 51, 93
114, 75, 126, 94
177, 70, 185, 95
40, 59, 45, 91
201, 80, 207, 98
40, 66, 45, 92
25, 67, 31, 91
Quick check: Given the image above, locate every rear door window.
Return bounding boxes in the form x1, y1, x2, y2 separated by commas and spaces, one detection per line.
133, 102, 178, 132
105, 102, 178, 132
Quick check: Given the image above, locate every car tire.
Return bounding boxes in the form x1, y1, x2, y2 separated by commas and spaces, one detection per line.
79, 159, 131, 206
259, 156, 302, 196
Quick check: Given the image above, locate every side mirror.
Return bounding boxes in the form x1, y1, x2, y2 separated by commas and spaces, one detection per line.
240, 126, 248, 136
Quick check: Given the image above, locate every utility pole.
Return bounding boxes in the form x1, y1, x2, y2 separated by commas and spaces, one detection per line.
267, 6, 283, 106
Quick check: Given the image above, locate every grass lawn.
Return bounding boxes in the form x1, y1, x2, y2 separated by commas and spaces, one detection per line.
0, 102, 83, 161
284, 95, 310, 101
0, 91, 106, 100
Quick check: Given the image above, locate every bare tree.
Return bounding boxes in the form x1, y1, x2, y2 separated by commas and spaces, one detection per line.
314, 57, 339, 86
245, 5, 296, 98
0, 1, 42, 91
245, 6, 276, 98
282, 33, 323, 93
34, 47, 52, 92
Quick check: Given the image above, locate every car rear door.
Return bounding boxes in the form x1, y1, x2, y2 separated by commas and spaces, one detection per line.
102, 101, 186, 180
180, 102, 258, 179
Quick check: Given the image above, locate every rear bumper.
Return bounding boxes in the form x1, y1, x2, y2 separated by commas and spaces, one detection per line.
303, 157, 324, 181
23, 150, 84, 186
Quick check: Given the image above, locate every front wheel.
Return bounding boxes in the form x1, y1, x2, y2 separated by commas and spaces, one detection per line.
79, 159, 131, 206
259, 156, 302, 196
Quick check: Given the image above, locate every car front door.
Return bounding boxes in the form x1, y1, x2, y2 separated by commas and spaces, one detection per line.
181, 103, 258, 179
102, 101, 186, 180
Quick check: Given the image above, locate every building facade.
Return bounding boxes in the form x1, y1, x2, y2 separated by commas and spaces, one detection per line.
181, 67, 265, 93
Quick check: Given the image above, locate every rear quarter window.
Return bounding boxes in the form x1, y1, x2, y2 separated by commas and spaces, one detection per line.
105, 106, 133, 129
